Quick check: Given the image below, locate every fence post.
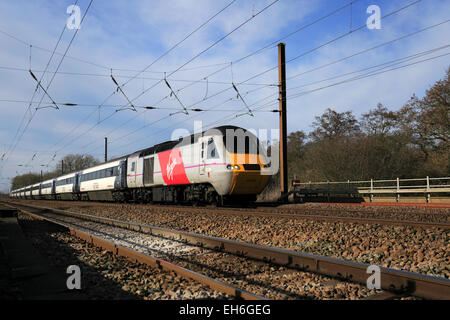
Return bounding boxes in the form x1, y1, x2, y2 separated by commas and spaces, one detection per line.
327, 180, 330, 202
308, 181, 312, 202
370, 179, 374, 202
347, 180, 350, 199
426, 176, 430, 203
396, 177, 400, 202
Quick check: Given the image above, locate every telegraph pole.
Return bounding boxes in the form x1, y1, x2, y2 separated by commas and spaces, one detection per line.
61, 160, 64, 175
278, 43, 288, 200
104, 137, 108, 162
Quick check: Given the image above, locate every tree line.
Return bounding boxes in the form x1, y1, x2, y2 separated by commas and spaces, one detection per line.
286, 68, 449, 182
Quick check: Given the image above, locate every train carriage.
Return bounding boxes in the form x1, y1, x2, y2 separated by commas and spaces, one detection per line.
40, 179, 54, 200
55, 173, 77, 200
78, 158, 126, 201
23, 186, 31, 199
30, 183, 40, 199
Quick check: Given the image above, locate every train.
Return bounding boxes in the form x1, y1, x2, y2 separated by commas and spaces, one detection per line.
9, 126, 272, 206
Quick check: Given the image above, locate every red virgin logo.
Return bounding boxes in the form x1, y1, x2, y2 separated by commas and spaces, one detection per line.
158, 148, 190, 185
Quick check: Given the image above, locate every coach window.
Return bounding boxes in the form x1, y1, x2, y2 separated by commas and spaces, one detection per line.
131, 162, 136, 172
207, 138, 219, 159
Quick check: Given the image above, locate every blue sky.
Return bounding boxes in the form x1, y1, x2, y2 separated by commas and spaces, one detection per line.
0, 0, 449, 191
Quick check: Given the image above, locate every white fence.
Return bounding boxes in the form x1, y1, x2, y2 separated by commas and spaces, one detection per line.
292, 177, 450, 202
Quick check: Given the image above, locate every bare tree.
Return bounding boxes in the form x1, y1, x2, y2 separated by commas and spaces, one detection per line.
55, 154, 100, 174
309, 108, 360, 141
360, 103, 397, 136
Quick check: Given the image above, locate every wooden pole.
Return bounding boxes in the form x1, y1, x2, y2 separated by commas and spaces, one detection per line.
278, 43, 288, 199
105, 137, 108, 162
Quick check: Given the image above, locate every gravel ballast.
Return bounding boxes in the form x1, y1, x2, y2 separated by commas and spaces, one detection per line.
17, 212, 229, 300
14, 200, 450, 280
32, 210, 379, 300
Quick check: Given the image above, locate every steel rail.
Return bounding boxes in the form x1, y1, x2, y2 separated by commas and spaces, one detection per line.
9, 203, 264, 300
195, 209, 450, 229
7, 201, 450, 300
312, 201, 450, 209
277, 205, 450, 214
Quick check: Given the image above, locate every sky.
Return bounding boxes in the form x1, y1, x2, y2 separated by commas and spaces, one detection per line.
0, 0, 449, 192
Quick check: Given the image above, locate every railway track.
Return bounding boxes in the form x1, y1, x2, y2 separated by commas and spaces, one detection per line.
5, 201, 450, 300
50, 201, 447, 229
9, 203, 261, 300
273, 205, 450, 218
6, 199, 449, 226
92, 201, 450, 228
190, 206, 450, 229
313, 202, 450, 209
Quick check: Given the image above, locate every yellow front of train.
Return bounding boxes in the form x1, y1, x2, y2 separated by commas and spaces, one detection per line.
222, 128, 271, 196
228, 153, 271, 195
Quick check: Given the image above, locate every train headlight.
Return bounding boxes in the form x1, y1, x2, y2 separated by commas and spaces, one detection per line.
226, 164, 232, 170
233, 165, 240, 170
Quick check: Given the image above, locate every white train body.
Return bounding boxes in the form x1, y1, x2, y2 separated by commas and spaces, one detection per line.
40, 180, 53, 198
10, 126, 271, 204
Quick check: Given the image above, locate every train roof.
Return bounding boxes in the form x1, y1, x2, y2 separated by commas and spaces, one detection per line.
80, 158, 124, 173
